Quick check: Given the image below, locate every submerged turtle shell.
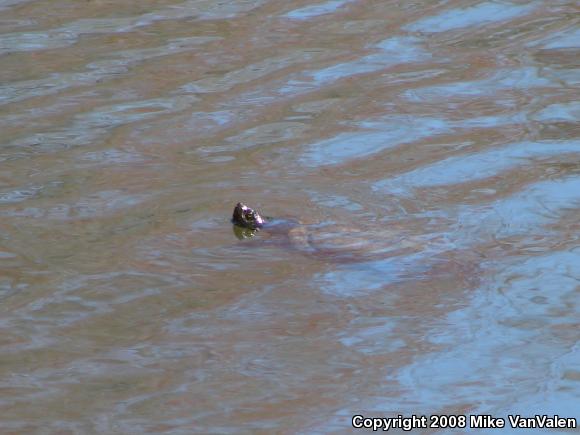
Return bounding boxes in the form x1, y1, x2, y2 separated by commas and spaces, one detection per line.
288, 223, 429, 261
232, 203, 431, 262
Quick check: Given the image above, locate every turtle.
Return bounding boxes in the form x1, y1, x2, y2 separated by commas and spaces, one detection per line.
231, 202, 440, 262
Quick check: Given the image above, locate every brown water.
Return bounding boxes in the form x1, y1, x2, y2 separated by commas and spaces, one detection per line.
1, 0, 579, 433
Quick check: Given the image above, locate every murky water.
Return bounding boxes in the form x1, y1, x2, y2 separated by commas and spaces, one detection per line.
1, 0, 579, 433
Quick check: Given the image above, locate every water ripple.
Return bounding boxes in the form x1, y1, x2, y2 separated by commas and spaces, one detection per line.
0, 37, 220, 106
0, 0, 263, 54
374, 141, 580, 194
301, 115, 449, 166
405, 1, 537, 33
4, 94, 199, 158
283, 0, 355, 20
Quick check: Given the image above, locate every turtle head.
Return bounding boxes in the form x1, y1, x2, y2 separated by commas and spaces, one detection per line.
232, 202, 266, 230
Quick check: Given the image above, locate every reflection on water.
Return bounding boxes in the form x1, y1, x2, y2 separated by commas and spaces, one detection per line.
1, 0, 579, 432
404, 2, 537, 33
302, 115, 449, 166
284, 0, 356, 21
374, 141, 580, 194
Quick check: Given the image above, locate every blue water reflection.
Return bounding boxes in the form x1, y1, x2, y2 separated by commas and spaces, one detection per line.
281, 36, 432, 94
316, 253, 436, 298
455, 177, 580, 237
301, 116, 448, 166
284, 0, 354, 20
405, 67, 556, 101
374, 141, 580, 195
405, 1, 536, 33
534, 27, 580, 49
533, 102, 580, 122
394, 249, 580, 413
0, 0, 265, 54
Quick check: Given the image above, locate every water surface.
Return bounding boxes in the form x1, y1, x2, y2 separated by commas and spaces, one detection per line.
1, 0, 579, 433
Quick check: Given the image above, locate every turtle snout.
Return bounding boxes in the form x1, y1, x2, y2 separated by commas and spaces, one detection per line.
232, 203, 265, 229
